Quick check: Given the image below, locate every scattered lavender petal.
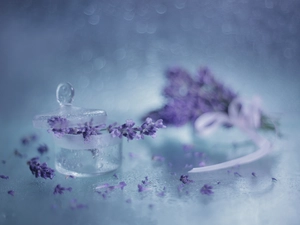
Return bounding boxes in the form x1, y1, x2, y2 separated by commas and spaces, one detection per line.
125, 199, 132, 203
252, 172, 256, 177
180, 175, 193, 184
272, 177, 277, 182
53, 184, 72, 195
113, 173, 118, 179
8, 190, 14, 196
1, 160, 6, 164
0, 175, 9, 179
37, 144, 48, 155
200, 184, 213, 195
27, 157, 55, 179
118, 181, 127, 190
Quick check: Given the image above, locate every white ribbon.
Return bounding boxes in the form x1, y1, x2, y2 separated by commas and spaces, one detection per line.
190, 96, 272, 173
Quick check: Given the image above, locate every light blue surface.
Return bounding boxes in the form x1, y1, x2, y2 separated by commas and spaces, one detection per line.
1, 1, 300, 224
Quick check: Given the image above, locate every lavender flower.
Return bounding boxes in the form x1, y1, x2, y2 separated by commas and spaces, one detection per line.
108, 118, 166, 141
27, 157, 55, 179
180, 175, 193, 184
37, 144, 48, 155
0, 175, 9, 179
47, 116, 165, 142
53, 184, 72, 195
47, 116, 69, 137
138, 177, 150, 192
200, 184, 213, 195
21, 134, 37, 146
118, 181, 127, 190
8, 190, 14, 196
138, 184, 147, 192
143, 67, 237, 126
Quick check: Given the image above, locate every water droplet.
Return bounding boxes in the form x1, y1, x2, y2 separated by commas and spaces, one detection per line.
175, 0, 186, 9
147, 24, 157, 34
155, 4, 167, 14
89, 15, 100, 25
56, 83, 75, 106
94, 57, 106, 70
84, 4, 97, 15
124, 11, 135, 21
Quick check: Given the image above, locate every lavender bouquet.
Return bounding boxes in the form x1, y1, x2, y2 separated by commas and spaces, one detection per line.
143, 67, 278, 136
143, 67, 278, 173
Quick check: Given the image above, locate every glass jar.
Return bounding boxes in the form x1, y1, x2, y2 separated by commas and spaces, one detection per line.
33, 82, 122, 177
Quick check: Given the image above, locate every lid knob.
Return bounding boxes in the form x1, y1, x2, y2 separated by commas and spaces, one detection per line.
56, 82, 75, 106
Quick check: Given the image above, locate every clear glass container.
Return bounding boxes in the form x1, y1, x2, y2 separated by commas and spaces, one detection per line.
33, 82, 122, 177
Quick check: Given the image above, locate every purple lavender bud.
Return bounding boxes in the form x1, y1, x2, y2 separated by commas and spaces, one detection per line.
37, 144, 48, 155
8, 190, 14, 196
180, 175, 193, 184
53, 184, 72, 195
0, 175, 9, 179
27, 157, 55, 179
118, 181, 127, 190
200, 184, 213, 195
138, 184, 147, 192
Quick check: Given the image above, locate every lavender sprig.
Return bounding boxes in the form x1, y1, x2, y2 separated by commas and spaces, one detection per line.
0, 175, 9, 179
37, 144, 48, 155
47, 117, 165, 141
53, 184, 72, 195
180, 175, 193, 184
143, 66, 278, 133
27, 157, 55, 179
200, 184, 213, 195
144, 67, 236, 126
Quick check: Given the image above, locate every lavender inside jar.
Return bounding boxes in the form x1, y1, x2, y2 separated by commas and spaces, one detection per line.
33, 82, 122, 177
53, 131, 122, 177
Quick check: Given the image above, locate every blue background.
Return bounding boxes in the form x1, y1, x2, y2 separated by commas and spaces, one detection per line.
0, 0, 300, 224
